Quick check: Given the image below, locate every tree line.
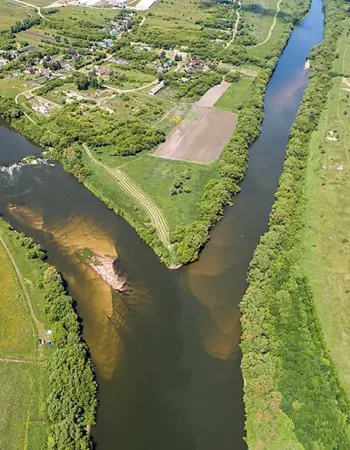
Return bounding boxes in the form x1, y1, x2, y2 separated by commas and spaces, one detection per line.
240, 0, 350, 446
1, 220, 97, 449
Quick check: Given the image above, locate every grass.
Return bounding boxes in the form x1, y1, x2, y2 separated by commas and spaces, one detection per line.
243, 0, 281, 42
0, 0, 32, 31
0, 362, 47, 450
0, 77, 31, 99
17, 26, 58, 46
48, 6, 117, 23
106, 66, 155, 90
144, 0, 207, 31
87, 148, 220, 231
0, 233, 37, 360
244, 0, 294, 60
0, 220, 48, 448
302, 24, 350, 394
214, 76, 254, 113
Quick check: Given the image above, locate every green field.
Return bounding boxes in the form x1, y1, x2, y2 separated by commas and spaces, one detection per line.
215, 76, 254, 113
0, 221, 47, 449
143, 0, 207, 30
0, 0, 32, 30
303, 23, 350, 394
83, 148, 219, 231
243, 0, 281, 42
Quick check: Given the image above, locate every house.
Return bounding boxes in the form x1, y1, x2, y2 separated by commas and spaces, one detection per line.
34, 105, 49, 115
104, 39, 113, 47
149, 80, 165, 96
99, 67, 109, 76
114, 58, 129, 65
0, 60, 7, 67
174, 49, 188, 60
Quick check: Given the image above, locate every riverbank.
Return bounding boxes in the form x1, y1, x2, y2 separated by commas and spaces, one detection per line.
0, 218, 97, 449
0, 0, 311, 267
0, 219, 47, 449
240, 0, 350, 446
303, 20, 350, 395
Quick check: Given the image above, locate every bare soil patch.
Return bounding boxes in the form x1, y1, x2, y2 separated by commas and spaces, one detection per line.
153, 105, 237, 163
196, 81, 231, 107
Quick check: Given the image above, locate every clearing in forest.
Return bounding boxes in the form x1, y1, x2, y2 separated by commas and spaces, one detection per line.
153, 82, 237, 163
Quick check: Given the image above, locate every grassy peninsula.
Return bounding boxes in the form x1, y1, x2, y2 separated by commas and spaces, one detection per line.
240, 0, 350, 447
0, 218, 96, 449
0, 0, 310, 266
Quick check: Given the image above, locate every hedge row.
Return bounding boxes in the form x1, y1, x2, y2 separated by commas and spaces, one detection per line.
240, 0, 350, 447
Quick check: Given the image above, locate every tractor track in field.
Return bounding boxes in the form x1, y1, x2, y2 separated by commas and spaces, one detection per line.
83, 144, 171, 248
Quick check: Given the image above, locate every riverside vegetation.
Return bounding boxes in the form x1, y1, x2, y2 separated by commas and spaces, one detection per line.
0, 218, 96, 449
240, 0, 350, 447
0, 0, 310, 265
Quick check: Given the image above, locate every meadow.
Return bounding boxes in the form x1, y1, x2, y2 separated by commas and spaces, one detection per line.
0, 220, 47, 449
303, 22, 350, 394
0, 0, 31, 31
214, 76, 254, 113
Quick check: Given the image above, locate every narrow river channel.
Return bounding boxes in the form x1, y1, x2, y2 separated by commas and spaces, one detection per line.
0, 0, 323, 447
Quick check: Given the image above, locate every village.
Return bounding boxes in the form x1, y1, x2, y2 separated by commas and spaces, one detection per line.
2, 20, 212, 120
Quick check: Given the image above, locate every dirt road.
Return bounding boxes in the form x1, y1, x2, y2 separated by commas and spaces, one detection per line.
6, 0, 45, 18
0, 234, 46, 342
254, 0, 282, 47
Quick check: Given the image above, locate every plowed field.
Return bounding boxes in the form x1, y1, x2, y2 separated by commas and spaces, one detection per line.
153, 105, 237, 163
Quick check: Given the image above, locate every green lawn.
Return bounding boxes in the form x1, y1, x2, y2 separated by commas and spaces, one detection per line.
214, 76, 254, 113
0, 220, 48, 448
302, 23, 350, 395
0, 0, 32, 31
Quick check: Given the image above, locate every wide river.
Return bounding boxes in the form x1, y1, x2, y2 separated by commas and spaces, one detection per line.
0, 1, 323, 447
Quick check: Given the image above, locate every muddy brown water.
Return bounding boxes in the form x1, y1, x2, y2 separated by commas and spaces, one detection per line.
0, 0, 323, 447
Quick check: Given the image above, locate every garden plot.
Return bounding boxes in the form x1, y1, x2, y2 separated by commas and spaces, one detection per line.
153, 105, 237, 163
153, 82, 237, 163
196, 81, 231, 107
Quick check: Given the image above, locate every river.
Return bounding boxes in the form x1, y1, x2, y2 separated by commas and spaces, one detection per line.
0, 0, 323, 447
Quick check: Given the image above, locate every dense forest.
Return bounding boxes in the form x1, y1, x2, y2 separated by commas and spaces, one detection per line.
240, 0, 350, 446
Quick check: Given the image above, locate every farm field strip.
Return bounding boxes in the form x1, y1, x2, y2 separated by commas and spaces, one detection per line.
154, 83, 238, 163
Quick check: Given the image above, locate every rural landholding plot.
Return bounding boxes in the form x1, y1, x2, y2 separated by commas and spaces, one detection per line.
154, 81, 238, 163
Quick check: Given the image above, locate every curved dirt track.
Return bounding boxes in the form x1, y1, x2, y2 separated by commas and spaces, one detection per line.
254, 0, 282, 47
84, 145, 171, 248
0, 234, 46, 341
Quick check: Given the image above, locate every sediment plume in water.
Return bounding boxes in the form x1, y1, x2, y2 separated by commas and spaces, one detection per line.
6, 203, 125, 379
